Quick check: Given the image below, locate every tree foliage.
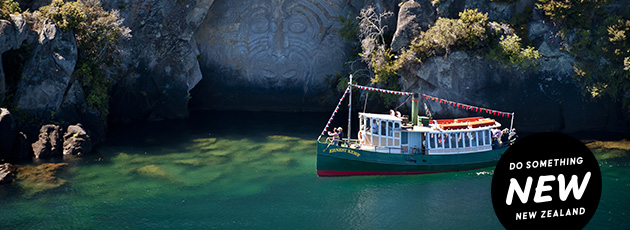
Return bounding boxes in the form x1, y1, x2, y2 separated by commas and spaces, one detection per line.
537, 0, 630, 113
536, 0, 611, 29
401, 9, 539, 74
0, 0, 20, 20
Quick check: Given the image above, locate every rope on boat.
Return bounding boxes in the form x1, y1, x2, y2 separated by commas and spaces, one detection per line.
351, 84, 413, 96
321, 83, 518, 141
421, 93, 513, 118
319, 85, 351, 138
350, 83, 514, 120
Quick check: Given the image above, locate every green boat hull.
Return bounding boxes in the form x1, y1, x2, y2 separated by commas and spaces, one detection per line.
316, 141, 507, 176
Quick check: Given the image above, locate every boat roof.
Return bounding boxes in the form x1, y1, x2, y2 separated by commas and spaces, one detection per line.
359, 112, 402, 121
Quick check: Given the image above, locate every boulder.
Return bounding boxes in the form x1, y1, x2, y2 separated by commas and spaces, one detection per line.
391, 0, 435, 51
0, 108, 17, 157
11, 132, 32, 161
0, 163, 16, 184
63, 124, 92, 156
32, 124, 62, 159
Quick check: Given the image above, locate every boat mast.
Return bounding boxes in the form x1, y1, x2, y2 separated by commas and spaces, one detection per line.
411, 93, 419, 125
348, 74, 353, 144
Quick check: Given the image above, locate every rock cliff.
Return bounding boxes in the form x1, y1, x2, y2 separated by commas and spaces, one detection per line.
189, 0, 359, 112
0, 0, 627, 162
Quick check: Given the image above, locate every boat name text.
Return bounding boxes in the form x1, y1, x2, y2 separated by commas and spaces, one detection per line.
328, 148, 360, 157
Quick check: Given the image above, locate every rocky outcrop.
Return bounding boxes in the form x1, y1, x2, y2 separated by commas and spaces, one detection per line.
32, 124, 62, 159
391, 0, 435, 51
0, 108, 16, 157
13, 20, 77, 118
0, 163, 16, 184
0, 14, 28, 103
62, 124, 92, 156
107, 0, 214, 122
0, 108, 32, 161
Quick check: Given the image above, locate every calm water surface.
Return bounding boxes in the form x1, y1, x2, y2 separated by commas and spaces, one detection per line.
0, 111, 628, 229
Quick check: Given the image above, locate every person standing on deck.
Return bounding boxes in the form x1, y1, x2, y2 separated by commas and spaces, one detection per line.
336, 127, 343, 146
328, 128, 340, 146
371, 120, 379, 135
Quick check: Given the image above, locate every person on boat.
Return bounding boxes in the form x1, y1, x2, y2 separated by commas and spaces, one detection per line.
328, 128, 340, 146
371, 120, 379, 135
508, 128, 518, 142
492, 128, 503, 147
336, 127, 344, 146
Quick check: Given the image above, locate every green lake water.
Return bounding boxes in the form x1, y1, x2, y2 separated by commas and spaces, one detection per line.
0, 111, 628, 229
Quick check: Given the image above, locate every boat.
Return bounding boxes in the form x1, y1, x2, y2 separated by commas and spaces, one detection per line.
316, 75, 517, 177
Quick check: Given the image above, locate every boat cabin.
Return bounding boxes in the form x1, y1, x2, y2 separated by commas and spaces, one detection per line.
357, 113, 501, 155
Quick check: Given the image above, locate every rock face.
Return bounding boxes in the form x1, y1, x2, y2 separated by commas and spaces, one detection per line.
0, 163, 16, 184
32, 124, 63, 159
189, 0, 356, 111
106, 0, 214, 122
13, 20, 77, 118
62, 124, 92, 156
391, 0, 435, 51
0, 108, 16, 157
404, 49, 627, 133
0, 14, 28, 103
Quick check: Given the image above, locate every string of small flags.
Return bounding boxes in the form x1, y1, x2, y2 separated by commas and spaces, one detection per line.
422, 94, 513, 118
352, 84, 413, 96
320, 86, 351, 137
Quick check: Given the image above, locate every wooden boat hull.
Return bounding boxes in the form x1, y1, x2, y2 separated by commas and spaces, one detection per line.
316, 141, 507, 177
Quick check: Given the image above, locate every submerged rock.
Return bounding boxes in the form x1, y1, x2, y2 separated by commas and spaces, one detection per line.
63, 124, 92, 156
0, 163, 16, 184
15, 163, 68, 195
32, 124, 62, 159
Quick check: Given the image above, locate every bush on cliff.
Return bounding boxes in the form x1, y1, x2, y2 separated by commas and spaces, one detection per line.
359, 8, 540, 85
0, 0, 20, 20
39, 0, 131, 116
538, 0, 630, 114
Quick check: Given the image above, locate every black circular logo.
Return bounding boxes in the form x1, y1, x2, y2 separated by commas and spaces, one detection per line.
491, 132, 601, 229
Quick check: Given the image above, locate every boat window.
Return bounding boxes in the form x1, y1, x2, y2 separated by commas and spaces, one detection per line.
444, 134, 451, 148
428, 134, 434, 149
477, 131, 483, 146
456, 133, 463, 148
394, 122, 400, 129
366, 118, 371, 133
463, 132, 471, 148
402, 132, 408, 145
387, 122, 393, 136
470, 132, 477, 147
451, 133, 457, 148
381, 121, 386, 136
371, 119, 379, 135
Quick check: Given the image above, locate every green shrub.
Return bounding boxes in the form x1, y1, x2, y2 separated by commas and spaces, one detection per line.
0, 0, 21, 20
490, 34, 541, 68
536, 0, 611, 29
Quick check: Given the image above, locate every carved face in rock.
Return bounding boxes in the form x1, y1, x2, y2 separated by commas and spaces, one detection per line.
196, 0, 347, 89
